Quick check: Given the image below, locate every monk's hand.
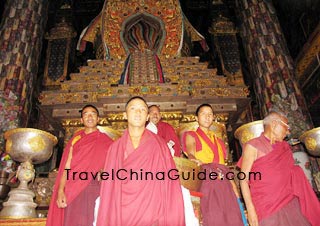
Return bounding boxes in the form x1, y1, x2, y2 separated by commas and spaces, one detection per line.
247, 206, 259, 226
57, 189, 67, 208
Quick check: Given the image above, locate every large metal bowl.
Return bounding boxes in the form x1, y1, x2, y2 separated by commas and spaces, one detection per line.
4, 128, 58, 164
234, 120, 264, 146
173, 157, 202, 191
299, 127, 320, 156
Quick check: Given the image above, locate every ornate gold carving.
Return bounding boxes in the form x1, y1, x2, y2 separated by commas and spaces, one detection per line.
160, 112, 183, 121
62, 119, 83, 127
102, 0, 183, 59
110, 121, 128, 131
177, 85, 192, 95
192, 79, 215, 87
41, 86, 248, 104
39, 92, 98, 105
45, 19, 77, 40
99, 118, 112, 126
295, 28, 320, 79
181, 114, 228, 123
62, 118, 112, 127
39, 2, 250, 151
225, 70, 245, 86
180, 114, 196, 123
192, 87, 249, 97
214, 114, 229, 123
107, 113, 127, 122
128, 86, 161, 95
61, 82, 106, 92
209, 15, 238, 34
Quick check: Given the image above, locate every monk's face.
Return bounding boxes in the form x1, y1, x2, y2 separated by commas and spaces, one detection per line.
149, 106, 161, 125
81, 106, 99, 129
125, 98, 149, 128
196, 106, 214, 129
271, 116, 290, 142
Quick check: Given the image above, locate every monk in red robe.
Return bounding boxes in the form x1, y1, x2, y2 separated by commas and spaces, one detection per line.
183, 103, 245, 226
148, 104, 181, 157
97, 96, 185, 226
46, 104, 113, 226
239, 111, 320, 226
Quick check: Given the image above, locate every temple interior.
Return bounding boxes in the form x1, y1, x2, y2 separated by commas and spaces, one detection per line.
0, 0, 319, 224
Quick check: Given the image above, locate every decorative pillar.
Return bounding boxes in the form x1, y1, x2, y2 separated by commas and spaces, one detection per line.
237, 0, 319, 190
236, 0, 313, 138
43, 16, 77, 88
0, 0, 48, 150
209, 15, 245, 86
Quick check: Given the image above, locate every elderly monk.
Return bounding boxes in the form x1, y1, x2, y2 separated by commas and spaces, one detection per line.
147, 104, 181, 157
96, 96, 185, 226
238, 111, 320, 226
46, 104, 113, 226
183, 103, 245, 226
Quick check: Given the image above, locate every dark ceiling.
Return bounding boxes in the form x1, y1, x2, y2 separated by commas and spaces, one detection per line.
0, 0, 319, 126
43, 0, 320, 59
1, 0, 319, 66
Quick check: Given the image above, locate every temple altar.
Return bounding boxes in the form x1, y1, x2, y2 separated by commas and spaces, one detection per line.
39, 0, 249, 149
34, 1, 250, 220
1, 0, 319, 224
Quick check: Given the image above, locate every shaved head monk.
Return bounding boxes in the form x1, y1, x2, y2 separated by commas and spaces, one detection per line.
183, 103, 246, 226
96, 96, 185, 226
148, 104, 181, 157
239, 111, 320, 226
46, 104, 113, 226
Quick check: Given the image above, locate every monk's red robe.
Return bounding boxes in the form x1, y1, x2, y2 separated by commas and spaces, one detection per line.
182, 127, 243, 225
97, 129, 185, 226
157, 121, 181, 157
200, 163, 244, 226
239, 135, 320, 226
46, 130, 113, 226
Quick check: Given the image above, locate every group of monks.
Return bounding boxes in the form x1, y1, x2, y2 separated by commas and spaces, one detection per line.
46, 96, 320, 226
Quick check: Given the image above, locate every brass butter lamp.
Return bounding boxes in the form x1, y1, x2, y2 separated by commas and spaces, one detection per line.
0, 128, 57, 219
234, 120, 264, 146
299, 127, 320, 157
